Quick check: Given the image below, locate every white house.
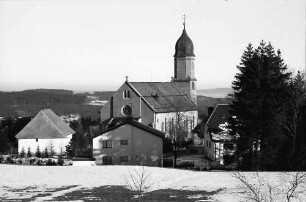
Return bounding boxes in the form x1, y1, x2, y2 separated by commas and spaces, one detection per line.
92, 118, 164, 166
193, 104, 238, 166
15, 108, 75, 156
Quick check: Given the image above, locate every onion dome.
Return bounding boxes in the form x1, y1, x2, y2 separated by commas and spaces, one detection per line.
174, 27, 195, 57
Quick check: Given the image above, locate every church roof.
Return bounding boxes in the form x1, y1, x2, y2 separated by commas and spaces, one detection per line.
15, 108, 75, 139
174, 27, 195, 58
128, 82, 197, 113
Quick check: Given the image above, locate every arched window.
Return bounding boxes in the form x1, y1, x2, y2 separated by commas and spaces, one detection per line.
127, 90, 130, 98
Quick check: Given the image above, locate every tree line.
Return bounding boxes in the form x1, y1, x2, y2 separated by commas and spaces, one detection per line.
229, 41, 306, 171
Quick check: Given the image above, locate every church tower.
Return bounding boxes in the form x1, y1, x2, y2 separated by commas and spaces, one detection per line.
172, 21, 197, 105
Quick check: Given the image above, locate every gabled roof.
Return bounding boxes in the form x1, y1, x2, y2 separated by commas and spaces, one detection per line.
211, 131, 235, 142
127, 82, 197, 113
206, 104, 230, 130
93, 117, 165, 139
16, 108, 75, 139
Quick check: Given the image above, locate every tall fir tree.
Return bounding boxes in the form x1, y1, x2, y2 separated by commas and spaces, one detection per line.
229, 41, 292, 171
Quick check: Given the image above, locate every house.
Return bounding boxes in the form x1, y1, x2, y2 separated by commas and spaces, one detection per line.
193, 104, 238, 166
15, 108, 75, 156
92, 117, 164, 166
99, 24, 198, 142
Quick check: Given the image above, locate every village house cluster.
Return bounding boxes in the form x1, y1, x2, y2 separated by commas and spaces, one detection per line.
16, 24, 237, 167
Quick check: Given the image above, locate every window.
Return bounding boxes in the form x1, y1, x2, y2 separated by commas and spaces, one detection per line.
120, 156, 128, 163
120, 140, 128, 145
36, 138, 38, 142
102, 156, 113, 165
123, 90, 131, 98
102, 140, 112, 148
192, 82, 195, 90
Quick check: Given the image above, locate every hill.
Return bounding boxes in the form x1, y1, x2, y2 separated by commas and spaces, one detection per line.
0, 89, 101, 118
197, 88, 232, 98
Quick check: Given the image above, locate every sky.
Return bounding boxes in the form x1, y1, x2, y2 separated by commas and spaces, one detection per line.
0, 0, 305, 92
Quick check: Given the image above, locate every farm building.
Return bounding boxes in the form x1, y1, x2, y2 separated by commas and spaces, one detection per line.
15, 108, 75, 156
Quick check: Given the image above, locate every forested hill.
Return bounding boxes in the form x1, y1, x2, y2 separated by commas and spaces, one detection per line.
0, 89, 101, 118
0, 90, 86, 105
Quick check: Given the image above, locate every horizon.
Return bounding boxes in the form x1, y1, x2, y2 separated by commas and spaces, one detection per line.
0, 0, 305, 92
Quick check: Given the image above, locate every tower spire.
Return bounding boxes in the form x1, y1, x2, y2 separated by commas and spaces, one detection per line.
182, 14, 186, 29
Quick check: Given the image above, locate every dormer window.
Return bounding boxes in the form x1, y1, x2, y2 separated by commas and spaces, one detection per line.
123, 90, 131, 99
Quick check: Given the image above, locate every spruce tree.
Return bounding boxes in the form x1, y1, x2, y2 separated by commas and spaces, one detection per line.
43, 147, 49, 158
35, 146, 41, 158
229, 41, 292, 171
20, 147, 26, 158
27, 147, 32, 157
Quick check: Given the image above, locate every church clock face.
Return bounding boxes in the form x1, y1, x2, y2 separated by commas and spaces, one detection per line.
122, 105, 132, 117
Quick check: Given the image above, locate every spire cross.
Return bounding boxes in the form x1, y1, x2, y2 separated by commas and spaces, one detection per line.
182, 14, 186, 28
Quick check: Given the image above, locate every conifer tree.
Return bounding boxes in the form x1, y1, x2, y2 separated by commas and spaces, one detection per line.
35, 146, 41, 158
27, 147, 32, 157
20, 147, 26, 158
229, 41, 292, 171
43, 147, 49, 158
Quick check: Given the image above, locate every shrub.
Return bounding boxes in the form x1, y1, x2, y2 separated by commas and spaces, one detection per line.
57, 157, 65, 166
36, 159, 44, 166
177, 161, 194, 169
4, 155, 13, 164
29, 157, 36, 165
46, 158, 56, 166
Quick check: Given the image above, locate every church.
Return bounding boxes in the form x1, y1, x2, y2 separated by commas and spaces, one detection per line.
99, 23, 199, 135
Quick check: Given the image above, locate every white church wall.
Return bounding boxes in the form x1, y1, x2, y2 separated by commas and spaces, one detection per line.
155, 110, 198, 134
18, 134, 72, 156
100, 82, 155, 126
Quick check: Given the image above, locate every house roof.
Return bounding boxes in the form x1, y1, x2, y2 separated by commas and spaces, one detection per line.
15, 108, 75, 139
211, 131, 235, 142
206, 104, 230, 129
93, 117, 165, 139
128, 82, 197, 113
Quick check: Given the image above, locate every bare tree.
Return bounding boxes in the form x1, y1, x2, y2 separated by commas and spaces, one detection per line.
123, 166, 158, 202
232, 172, 306, 202
167, 112, 191, 167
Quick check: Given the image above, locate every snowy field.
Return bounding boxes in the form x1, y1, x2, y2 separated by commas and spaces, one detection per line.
0, 164, 305, 202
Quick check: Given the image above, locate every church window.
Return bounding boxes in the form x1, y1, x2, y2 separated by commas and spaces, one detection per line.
192, 82, 195, 90
122, 105, 132, 117
123, 90, 131, 99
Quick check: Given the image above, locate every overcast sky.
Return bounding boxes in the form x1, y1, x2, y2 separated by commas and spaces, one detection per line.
0, 0, 304, 92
